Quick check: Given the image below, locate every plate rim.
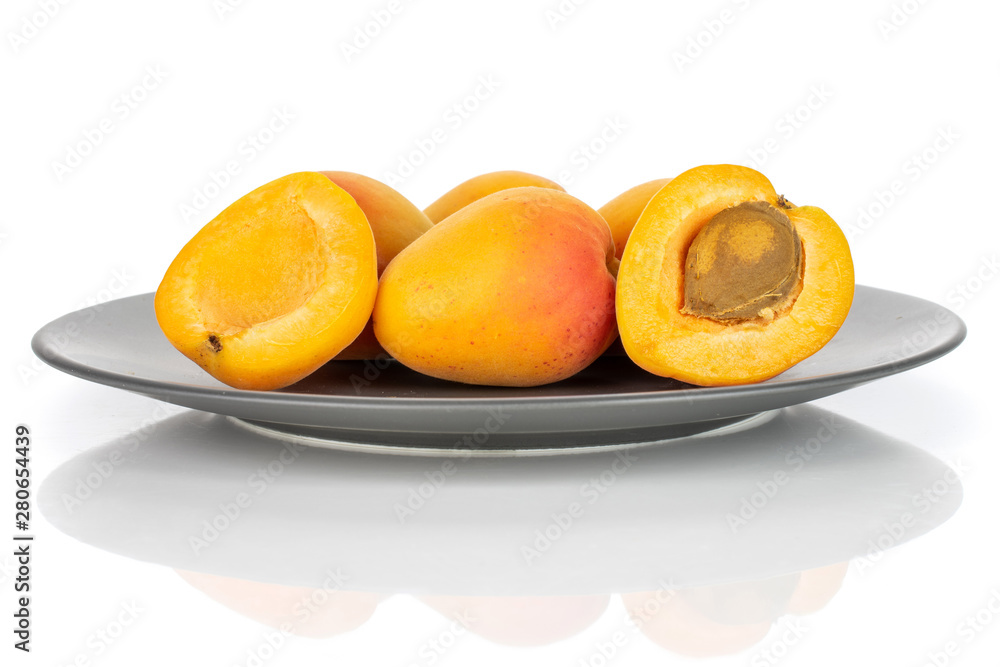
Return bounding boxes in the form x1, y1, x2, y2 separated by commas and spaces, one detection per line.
31, 285, 967, 411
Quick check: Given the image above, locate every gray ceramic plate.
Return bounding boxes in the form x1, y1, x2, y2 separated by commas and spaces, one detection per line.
32, 286, 965, 454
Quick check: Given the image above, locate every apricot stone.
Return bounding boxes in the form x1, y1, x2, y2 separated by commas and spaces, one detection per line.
683, 200, 802, 322
423, 170, 565, 223
374, 187, 617, 386
154, 172, 377, 390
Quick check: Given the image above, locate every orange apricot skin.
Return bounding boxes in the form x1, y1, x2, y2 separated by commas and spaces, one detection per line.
617, 164, 854, 386
321, 171, 433, 360
423, 170, 566, 223
175, 570, 379, 638
154, 172, 378, 390
419, 595, 609, 646
598, 178, 673, 260
375, 187, 617, 387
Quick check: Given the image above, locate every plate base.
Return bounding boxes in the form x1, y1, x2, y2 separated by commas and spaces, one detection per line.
229, 411, 778, 457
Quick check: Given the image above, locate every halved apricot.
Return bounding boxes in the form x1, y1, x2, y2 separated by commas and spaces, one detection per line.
154, 172, 377, 390
617, 164, 854, 386
423, 170, 565, 223
321, 171, 433, 360
598, 178, 673, 260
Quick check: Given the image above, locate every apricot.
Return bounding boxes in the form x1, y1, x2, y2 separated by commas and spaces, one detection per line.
419, 594, 609, 647
597, 178, 672, 260
616, 164, 854, 386
785, 562, 849, 614
175, 570, 379, 638
622, 588, 772, 657
155, 172, 378, 390
374, 187, 617, 386
423, 170, 565, 223
321, 171, 433, 360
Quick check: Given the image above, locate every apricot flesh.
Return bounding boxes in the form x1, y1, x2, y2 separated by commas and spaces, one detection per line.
597, 178, 672, 260
617, 164, 854, 386
321, 171, 433, 360
154, 172, 378, 390
423, 170, 565, 223
374, 187, 617, 386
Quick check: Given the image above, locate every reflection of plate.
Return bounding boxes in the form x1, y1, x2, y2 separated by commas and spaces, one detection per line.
39, 405, 962, 596
31, 286, 965, 452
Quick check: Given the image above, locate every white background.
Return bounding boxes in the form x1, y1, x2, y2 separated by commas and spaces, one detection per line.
2, 0, 999, 665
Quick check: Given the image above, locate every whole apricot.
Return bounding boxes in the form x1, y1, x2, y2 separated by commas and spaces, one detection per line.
423, 170, 565, 223
321, 171, 433, 360
598, 178, 673, 260
374, 187, 617, 386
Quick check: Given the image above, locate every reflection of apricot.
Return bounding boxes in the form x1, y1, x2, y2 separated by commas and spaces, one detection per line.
154, 172, 378, 390
616, 164, 854, 386
419, 594, 609, 647
622, 588, 772, 657
786, 562, 849, 615
321, 171, 433, 360
423, 170, 565, 223
176, 570, 379, 639
597, 178, 672, 260
678, 574, 799, 625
